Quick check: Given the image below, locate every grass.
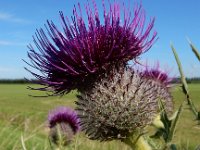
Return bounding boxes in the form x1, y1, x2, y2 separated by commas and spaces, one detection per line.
0, 83, 200, 149
171, 84, 200, 149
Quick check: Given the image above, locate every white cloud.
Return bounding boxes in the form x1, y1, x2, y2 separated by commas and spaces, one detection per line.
0, 12, 31, 24
0, 40, 26, 46
187, 64, 200, 77
0, 13, 12, 20
0, 67, 28, 79
0, 66, 34, 79
0, 67, 15, 72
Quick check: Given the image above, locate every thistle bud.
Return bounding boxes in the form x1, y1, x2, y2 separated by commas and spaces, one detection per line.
76, 66, 173, 141
141, 64, 174, 115
48, 107, 80, 146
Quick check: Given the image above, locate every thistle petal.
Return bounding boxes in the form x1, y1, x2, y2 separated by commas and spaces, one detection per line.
26, 1, 157, 94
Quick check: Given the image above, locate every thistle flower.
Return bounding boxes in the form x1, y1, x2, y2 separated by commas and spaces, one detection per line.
76, 66, 172, 141
48, 107, 80, 145
141, 63, 174, 114
142, 63, 172, 86
25, 0, 157, 94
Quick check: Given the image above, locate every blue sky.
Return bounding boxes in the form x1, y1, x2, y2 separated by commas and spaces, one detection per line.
0, 0, 200, 79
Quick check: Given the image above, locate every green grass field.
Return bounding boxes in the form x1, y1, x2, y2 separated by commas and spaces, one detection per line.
0, 84, 199, 149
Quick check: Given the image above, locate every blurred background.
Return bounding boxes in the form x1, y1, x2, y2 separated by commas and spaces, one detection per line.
0, 0, 200, 79
0, 1, 200, 149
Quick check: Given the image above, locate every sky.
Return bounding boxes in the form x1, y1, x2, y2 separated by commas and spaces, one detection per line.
0, 0, 200, 79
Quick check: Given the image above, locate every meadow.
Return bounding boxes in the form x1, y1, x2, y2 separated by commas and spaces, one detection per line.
0, 83, 199, 150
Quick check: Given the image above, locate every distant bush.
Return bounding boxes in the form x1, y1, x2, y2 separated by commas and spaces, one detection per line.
171, 77, 200, 84
186, 77, 200, 84
0, 79, 37, 84
0, 78, 200, 84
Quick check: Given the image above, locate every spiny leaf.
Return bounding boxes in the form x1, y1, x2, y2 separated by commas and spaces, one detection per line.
152, 100, 183, 143
167, 102, 183, 142
170, 144, 177, 150
159, 100, 171, 130
187, 38, 200, 61
171, 44, 189, 96
151, 100, 171, 142
171, 44, 199, 119
158, 100, 171, 141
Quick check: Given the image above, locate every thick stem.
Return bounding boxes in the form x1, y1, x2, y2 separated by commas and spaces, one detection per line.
127, 136, 152, 150
123, 134, 166, 150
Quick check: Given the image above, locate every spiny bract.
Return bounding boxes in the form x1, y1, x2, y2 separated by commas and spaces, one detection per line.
48, 107, 80, 145
76, 66, 173, 141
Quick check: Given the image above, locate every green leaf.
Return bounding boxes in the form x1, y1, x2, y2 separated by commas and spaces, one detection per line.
167, 103, 183, 142
151, 100, 171, 142
21, 135, 27, 150
170, 144, 177, 150
187, 38, 200, 61
152, 100, 183, 143
171, 44, 189, 96
171, 44, 199, 119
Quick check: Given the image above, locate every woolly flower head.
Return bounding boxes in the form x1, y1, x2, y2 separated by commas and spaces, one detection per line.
48, 107, 80, 145
76, 66, 173, 141
25, 0, 157, 95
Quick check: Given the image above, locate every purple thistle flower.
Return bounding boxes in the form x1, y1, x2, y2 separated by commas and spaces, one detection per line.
142, 63, 172, 86
48, 106, 80, 132
25, 0, 157, 94
48, 107, 80, 145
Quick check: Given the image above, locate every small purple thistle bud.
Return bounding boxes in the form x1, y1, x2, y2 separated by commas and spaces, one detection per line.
48, 107, 80, 145
142, 63, 172, 86
25, 0, 157, 95
140, 63, 174, 115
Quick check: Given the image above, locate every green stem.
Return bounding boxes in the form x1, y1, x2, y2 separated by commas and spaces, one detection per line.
171, 44, 199, 119
188, 98, 199, 117
123, 135, 152, 150
123, 133, 166, 150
